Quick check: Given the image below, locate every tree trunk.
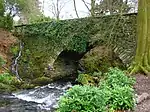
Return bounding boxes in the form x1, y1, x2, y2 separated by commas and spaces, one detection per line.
56, 0, 60, 20
129, 0, 150, 75
73, 0, 79, 18
91, 0, 95, 17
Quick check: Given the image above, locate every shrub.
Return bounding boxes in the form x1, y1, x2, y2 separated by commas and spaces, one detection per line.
57, 85, 108, 112
0, 14, 13, 30
58, 68, 136, 112
99, 67, 135, 89
108, 85, 135, 111
0, 73, 13, 84
10, 45, 19, 56
99, 67, 136, 111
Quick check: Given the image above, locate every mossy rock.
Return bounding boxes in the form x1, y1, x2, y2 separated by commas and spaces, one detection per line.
31, 76, 52, 86
77, 74, 95, 86
0, 83, 17, 93
0, 73, 21, 92
10, 80, 22, 89
80, 45, 125, 73
20, 83, 35, 89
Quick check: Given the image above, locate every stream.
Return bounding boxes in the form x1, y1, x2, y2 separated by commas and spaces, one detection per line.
0, 81, 72, 112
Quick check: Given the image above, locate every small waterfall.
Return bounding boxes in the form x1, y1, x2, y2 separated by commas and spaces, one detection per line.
11, 42, 23, 81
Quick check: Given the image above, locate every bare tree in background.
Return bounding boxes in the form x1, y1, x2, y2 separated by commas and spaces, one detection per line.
49, 0, 70, 20
73, 0, 79, 18
81, 0, 138, 17
1, 0, 42, 24
94, 0, 130, 16
81, 0, 91, 13
128, 0, 138, 13
91, 0, 96, 16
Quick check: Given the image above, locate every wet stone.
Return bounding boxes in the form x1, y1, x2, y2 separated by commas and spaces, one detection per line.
0, 81, 72, 112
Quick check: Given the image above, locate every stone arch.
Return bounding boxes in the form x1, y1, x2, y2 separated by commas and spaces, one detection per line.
44, 50, 85, 80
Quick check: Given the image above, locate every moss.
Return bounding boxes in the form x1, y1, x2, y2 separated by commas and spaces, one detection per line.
77, 74, 95, 85
0, 73, 24, 92
14, 14, 136, 81
20, 83, 35, 89
10, 45, 19, 56
10, 79, 23, 89
31, 76, 52, 86
83, 57, 112, 73
80, 46, 126, 73
0, 83, 17, 93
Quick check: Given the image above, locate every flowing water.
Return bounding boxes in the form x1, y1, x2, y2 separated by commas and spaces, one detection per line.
0, 81, 72, 112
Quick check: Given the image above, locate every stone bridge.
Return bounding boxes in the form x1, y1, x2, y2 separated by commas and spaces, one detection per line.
14, 13, 137, 80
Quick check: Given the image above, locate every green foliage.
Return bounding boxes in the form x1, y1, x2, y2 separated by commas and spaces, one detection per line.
5, 0, 42, 21
29, 16, 53, 24
108, 85, 135, 111
14, 13, 137, 81
99, 67, 136, 111
0, 0, 42, 27
0, 14, 13, 30
58, 85, 107, 112
0, 0, 4, 16
14, 18, 93, 80
0, 56, 6, 67
10, 45, 19, 56
99, 67, 135, 88
0, 73, 13, 84
0, 72, 21, 92
58, 68, 135, 111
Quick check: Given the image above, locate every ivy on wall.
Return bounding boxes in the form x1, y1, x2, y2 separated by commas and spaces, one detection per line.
14, 13, 137, 80
14, 18, 94, 79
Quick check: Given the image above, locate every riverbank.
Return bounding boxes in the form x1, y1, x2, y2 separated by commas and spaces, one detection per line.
0, 80, 73, 112
134, 74, 150, 112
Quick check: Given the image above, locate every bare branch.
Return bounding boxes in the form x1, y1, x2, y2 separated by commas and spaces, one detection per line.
48, 0, 70, 19
73, 0, 79, 18
81, 0, 90, 12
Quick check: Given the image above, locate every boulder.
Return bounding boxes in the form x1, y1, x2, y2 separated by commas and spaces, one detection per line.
79, 45, 125, 73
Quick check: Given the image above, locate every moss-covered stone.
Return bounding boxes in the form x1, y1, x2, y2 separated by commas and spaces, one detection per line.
31, 76, 52, 86
77, 74, 95, 85
10, 78, 23, 89
14, 13, 136, 82
80, 46, 126, 73
0, 83, 16, 93
20, 83, 35, 89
